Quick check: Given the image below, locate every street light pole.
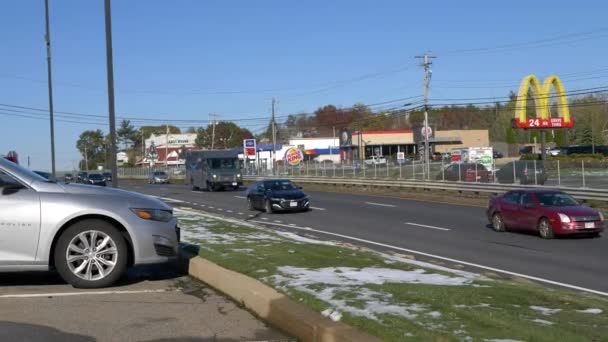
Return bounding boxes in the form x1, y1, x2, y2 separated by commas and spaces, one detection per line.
104, 0, 118, 188
415, 54, 435, 179
44, 0, 56, 178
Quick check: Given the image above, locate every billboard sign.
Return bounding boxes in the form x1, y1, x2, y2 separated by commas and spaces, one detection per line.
244, 139, 256, 157
284, 147, 304, 166
513, 75, 573, 129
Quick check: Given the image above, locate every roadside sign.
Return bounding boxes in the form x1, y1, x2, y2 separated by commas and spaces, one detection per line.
244, 139, 256, 157
421, 126, 433, 137
284, 147, 303, 166
397, 152, 405, 160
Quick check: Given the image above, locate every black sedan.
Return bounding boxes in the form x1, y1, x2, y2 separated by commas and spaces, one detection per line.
86, 173, 107, 186
246, 179, 310, 213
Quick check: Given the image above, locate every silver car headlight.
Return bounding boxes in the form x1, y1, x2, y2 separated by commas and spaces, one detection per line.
131, 208, 173, 222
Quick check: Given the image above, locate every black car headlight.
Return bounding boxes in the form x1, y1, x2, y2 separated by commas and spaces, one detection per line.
131, 208, 174, 222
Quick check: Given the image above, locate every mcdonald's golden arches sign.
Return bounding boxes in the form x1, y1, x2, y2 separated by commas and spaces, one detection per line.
513, 75, 573, 129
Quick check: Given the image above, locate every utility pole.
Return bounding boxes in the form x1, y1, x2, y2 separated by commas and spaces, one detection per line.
165, 124, 169, 167
104, 0, 118, 187
209, 114, 219, 149
44, 0, 56, 179
415, 54, 435, 179
84, 145, 89, 171
271, 98, 277, 174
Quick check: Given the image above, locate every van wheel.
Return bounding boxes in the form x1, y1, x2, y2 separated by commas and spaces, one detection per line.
54, 219, 128, 288
206, 182, 214, 192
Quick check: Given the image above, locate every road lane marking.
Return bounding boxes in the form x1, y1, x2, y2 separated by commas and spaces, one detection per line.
0, 289, 169, 299
248, 220, 608, 297
289, 223, 296, 226
238, 212, 244, 215
274, 220, 282, 223
405, 222, 451, 231
227, 210, 233, 213
193, 203, 199, 205
262, 217, 268, 220
208, 206, 214, 209
234, 196, 247, 199
365, 202, 396, 208
217, 208, 224, 211
310, 206, 326, 211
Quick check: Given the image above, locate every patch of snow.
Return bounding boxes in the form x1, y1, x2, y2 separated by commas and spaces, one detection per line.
427, 311, 441, 318
531, 318, 554, 325
255, 269, 268, 273
530, 306, 561, 316
274, 231, 337, 245
267, 267, 470, 322
404, 332, 414, 337
232, 248, 254, 253
329, 311, 342, 321
453, 329, 466, 335
382, 254, 488, 281
321, 308, 332, 317
454, 303, 491, 309
274, 266, 475, 287
577, 308, 603, 314
484, 340, 525, 342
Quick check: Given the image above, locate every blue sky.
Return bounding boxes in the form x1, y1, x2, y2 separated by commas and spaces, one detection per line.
1, 0, 607, 171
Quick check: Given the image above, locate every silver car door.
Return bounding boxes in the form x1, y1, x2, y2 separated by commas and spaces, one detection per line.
0, 171, 41, 263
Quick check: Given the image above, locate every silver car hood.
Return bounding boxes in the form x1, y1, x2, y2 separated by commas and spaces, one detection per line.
36, 182, 172, 211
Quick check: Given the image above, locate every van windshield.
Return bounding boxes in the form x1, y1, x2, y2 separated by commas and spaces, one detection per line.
210, 159, 237, 169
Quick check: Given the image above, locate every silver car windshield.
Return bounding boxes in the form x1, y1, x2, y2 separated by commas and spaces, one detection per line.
0, 158, 51, 183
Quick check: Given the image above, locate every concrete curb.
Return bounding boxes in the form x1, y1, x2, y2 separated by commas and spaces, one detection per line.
185, 255, 380, 342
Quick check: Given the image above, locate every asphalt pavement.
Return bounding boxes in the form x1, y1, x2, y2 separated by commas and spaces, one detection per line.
121, 181, 608, 295
0, 264, 288, 342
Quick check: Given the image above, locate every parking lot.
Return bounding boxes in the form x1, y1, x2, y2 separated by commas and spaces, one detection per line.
0, 263, 288, 342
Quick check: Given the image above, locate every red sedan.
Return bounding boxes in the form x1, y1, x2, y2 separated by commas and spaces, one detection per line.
487, 189, 604, 239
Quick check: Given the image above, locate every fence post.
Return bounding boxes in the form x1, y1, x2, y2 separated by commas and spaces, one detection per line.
475, 163, 478, 183
512, 162, 516, 185
582, 160, 586, 188
557, 159, 561, 186
363, 163, 366, 178
412, 162, 416, 180
458, 163, 462, 182
441, 158, 445, 181
333, 162, 336, 178
534, 160, 538, 185
386, 162, 389, 178
342, 162, 345, 178
399, 162, 402, 179
315, 162, 318, 177
374, 162, 377, 179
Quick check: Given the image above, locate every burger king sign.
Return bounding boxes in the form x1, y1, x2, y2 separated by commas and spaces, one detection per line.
284, 147, 304, 166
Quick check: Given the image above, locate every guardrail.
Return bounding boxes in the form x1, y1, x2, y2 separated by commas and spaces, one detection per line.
243, 176, 608, 202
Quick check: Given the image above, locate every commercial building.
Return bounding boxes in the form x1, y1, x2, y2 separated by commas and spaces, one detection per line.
339, 128, 489, 162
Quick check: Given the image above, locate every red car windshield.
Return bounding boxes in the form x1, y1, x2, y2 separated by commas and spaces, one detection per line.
536, 193, 578, 207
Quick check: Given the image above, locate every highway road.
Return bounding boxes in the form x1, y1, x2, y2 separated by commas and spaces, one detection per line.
122, 182, 608, 295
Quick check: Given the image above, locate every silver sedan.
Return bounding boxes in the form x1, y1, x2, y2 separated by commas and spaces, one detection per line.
0, 158, 179, 288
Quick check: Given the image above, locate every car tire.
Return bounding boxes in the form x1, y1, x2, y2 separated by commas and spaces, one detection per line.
54, 219, 128, 289
492, 212, 506, 232
206, 182, 215, 192
232, 185, 239, 191
247, 197, 255, 211
265, 199, 274, 214
538, 218, 554, 239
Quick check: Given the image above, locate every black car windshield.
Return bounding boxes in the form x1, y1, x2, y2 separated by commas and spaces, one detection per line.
210, 159, 237, 169
536, 192, 578, 207
88, 174, 104, 180
265, 180, 297, 191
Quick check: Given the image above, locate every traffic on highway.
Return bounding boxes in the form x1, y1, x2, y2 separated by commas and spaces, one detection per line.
4, 1, 608, 340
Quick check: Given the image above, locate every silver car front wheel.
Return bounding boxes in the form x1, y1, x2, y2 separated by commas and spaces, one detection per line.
55, 219, 128, 288
66, 230, 118, 281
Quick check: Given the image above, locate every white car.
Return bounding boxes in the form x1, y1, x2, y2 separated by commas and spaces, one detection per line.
364, 156, 387, 165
